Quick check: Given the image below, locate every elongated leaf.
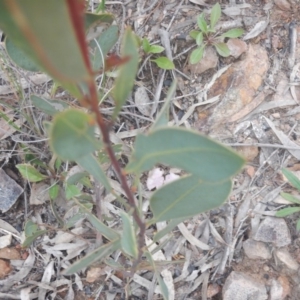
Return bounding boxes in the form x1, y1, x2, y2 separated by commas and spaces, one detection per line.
189, 30, 201, 40
210, 3, 221, 29
16, 164, 47, 182
190, 45, 205, 64
150, 175, 232, 222
76, 153, 112, 192
151, 80, 177, 130
31, 95, 68, 116
84, 12, 114, 31
90, 25, 119, 71
5, 37, 39, 71
63, 239, 120, 275
276, 207, 300, 217
220, 28, 244, 38
281, 192, 300, 205
73, 198, 119, 241
296, 219, 300, 231
196, 32, 203, 46
197, 13, 208, 33
0, 1, 90, 82
120, 212, 138, 258
152, 57, 175, 70
126, 127, 245, 182
282, 169, 300, 191
148, 45, 165, 54
145, 252, 169, 300
50, 109, 100, 161
22, 220, 46, 247
112, 28, 139, 119
214, 42, 230, 57
142, 38, 151, 53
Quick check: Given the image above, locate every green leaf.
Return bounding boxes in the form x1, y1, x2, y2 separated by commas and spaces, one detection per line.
190, 45, 205, 64
50, 109, 100, 161
84, 12, 114, 32
197, 13, 208, 33
151, 57, 175, 70
66, 172, 89, 185
49, 184, 59, 200
220, 28, 244, 39
5, 37, 39, 72
112, 28, 139, 119
16, 164, 47, 182
142, 38, 151, 53
189, 30, 201, 40
210, 3, 221, 30
126, 127, 245, 182
31, 95, 68, 116
120, 212, 138, 258
76, 153, 112, 192
280, 192, 300, 205
296, 219, 300, 231
196, 32, 204, 46
214, 42, 230, 57
90, 25, 119, 71
74, 198, 119, 241
151, 80, 177, 130
65, 184, 81, 200
282, 169, 300, 191
148, 45, 165, 54
276, 207, 300, 217
145, 252, 169, 300
150, 175, 232, 222
0, 1, 90, 82
63, 239, 120, 275
22, 220, 46, 248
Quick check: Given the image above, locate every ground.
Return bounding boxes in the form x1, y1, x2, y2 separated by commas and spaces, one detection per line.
0, 0, 300, 299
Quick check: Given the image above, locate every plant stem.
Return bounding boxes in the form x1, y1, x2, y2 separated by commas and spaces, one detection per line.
87, 81, 146, 264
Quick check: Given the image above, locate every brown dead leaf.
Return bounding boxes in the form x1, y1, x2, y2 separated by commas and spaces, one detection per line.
0, 259, 11, 278
0, 247, 21, 260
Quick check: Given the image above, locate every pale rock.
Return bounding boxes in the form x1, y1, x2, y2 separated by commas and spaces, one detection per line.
270, 277, 291, 300
186, 46, 218, 75
243, 239, 271, 260
253, 216, 291, 247
207, 44, 269, 130
227, 38, 248, 58
222, 271, 267, 300
275, 248, 299, 271
274, 0, 291, 11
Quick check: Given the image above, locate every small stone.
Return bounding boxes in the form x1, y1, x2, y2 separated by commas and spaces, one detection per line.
187, 46, 218, 75
0, 169, 23, 212
0, 259, 11, 279
270, 279, 284, 300
253, 217, 291, 248
236, 138, 259, 161
222, 271, 267, 300
277, 275, 291, 299
207, 283, 221, 298
275, 248, 299, 271
0, 247, 21, 260
227, 38, 248, 58
274, 0, 291, 11
243, 239, 272, 260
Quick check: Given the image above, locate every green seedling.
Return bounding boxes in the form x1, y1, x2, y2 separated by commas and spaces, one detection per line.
189, 3, 244, 64
276, 169, 300, 230
142, 37, 174, 70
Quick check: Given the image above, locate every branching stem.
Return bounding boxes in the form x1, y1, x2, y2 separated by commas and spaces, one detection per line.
87, 81, 146, 266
